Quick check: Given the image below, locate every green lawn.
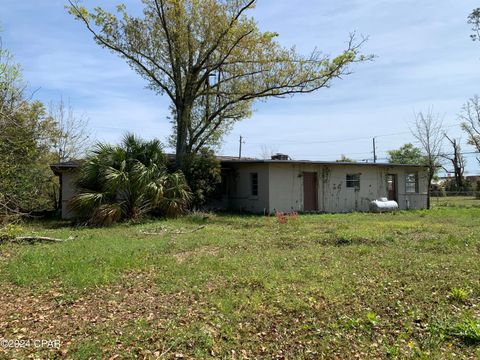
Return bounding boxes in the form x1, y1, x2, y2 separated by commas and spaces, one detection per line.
0, 203, 479, 358
432, 195, 480, 208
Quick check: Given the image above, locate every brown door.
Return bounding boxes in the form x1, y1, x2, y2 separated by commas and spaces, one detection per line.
387, 174, 397, 201
303, 172, 318, 211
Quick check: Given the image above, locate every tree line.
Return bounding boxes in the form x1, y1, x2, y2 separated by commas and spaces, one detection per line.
387, 97, 480, 203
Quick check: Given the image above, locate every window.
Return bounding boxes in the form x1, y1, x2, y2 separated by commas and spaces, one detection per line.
250, 173, 258, 196
346, 174, 360, 189
405, 173, 418, 193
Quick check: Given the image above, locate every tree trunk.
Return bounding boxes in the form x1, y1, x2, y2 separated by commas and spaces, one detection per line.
175, 105, 191, 169
427, 171, 433, 210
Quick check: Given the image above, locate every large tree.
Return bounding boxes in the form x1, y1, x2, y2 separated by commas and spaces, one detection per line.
387, 143, 424, 165
460, 95, 480, 165
411, 110, 444, 209
67, 0, 370, 167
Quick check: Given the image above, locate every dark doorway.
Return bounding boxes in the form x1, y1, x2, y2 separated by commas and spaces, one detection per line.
303, 172, 318, 211
387, 174, 397, 201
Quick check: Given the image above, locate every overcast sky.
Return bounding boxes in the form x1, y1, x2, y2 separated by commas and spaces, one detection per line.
1, 0, 479, 174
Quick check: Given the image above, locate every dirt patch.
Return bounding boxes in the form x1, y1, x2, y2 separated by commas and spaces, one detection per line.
0, 271, 200, 358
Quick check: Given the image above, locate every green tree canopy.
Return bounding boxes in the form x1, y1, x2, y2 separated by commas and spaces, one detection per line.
67, 0, 371, 166
387, 143, 425, 165
0, 41, 59, 216
336, 154, 355, 163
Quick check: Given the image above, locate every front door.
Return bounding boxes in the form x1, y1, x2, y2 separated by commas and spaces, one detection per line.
303, 172, 318, 211
387, 174, 397, 201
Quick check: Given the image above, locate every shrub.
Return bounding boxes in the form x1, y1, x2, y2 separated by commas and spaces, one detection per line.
70, 134, 191, 226
0, 223, 24, 241
180, 149, 221, 208
476, 181, 480, 199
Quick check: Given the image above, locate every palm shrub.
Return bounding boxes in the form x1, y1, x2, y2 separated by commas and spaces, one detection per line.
70, 134, 190, 226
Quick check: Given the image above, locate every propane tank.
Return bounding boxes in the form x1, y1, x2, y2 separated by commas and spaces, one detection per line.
370, 198, 399, 212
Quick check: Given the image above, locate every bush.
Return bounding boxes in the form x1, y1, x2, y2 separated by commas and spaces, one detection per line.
443, 178, 473, 194
70, 134, 191, 226
180, 149, 221, 208
0, 223, 24, 242
476, 181, 480, 199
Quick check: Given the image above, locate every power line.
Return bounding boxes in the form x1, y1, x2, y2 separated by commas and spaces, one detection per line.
246, 122, 462, 146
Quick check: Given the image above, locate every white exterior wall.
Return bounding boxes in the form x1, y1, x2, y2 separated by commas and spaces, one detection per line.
267, 163, 428, 213
395, 167, 429, 210
57, 162, 429, 217
60, 171, 79, 219
225, 163, 270, 213
268, 163, 318, 213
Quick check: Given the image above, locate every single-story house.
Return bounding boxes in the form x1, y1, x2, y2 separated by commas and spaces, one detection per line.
51, 155, 428, 219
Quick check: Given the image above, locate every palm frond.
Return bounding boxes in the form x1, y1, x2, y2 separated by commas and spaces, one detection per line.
90, 203, 123, 227
71, 134, 187, 226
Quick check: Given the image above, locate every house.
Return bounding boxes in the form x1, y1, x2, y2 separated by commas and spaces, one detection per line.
51, 155, 429, 219
217, 156, 428, 213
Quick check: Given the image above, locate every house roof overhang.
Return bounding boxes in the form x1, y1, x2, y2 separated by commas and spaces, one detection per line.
50, 157, 428, 175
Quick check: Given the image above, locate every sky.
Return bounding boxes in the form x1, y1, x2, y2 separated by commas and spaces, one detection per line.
0, 0, 479, 174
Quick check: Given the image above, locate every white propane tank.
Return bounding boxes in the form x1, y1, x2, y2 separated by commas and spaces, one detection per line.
370, 198, 399, 212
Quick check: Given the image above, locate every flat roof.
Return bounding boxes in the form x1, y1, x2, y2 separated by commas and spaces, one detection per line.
50, 158, 428, 171
221, 159, 428, 168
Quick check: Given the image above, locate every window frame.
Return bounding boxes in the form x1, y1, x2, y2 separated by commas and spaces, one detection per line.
405, 172, 419, 194
250, 172, 259, 197
346, 173, 361, 189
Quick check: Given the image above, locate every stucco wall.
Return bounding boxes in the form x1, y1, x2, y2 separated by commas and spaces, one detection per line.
225, 163, 269, 213
268, 163, 319, 213
395, 167, 429, 210
266, 163, 428, 213
57, 162, 428, 217
61, 171, 79, 219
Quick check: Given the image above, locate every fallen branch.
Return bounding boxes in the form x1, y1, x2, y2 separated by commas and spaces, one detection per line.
12, 236, 66, 243
141, 225, 206, 236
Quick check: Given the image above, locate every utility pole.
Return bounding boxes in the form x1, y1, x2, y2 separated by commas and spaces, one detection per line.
238, 135, 244, 159
373, 137, 377, 163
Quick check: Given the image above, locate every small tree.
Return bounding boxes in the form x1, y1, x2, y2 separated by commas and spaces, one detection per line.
49, 98, 90, 161
441, 134, 466, 191
460, 95, 480, 165
411, 110, 444, 209
387, 143, 424, 165
0, 40, 59, 217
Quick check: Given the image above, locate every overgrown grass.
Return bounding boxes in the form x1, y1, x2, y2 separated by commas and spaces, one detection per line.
0, 202, 479, 358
